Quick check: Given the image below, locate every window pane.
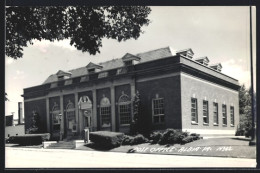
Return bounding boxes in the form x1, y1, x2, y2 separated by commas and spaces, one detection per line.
153, 98, 164, 124
100, 106, 111, 127
191, 98, 197, 123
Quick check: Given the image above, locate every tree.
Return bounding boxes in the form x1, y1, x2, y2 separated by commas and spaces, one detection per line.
130, 91, 140, 135
6, 6, 151, 59
236, 84, 255, 137
26, 111, 41, 134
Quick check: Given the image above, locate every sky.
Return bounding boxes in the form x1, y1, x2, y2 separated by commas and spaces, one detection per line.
5, 6, 256, 118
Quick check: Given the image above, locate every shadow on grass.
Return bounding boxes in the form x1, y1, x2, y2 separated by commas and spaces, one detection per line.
84, 143, 114, 151
231, 137, 251, 142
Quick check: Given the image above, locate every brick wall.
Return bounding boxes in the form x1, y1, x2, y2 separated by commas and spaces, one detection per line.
180, 73, 239, 135
24, 99, 47, 133
136, 75, 182, 135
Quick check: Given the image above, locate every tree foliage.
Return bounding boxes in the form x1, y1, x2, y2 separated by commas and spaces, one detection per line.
236, 84, 255, 137
6, 6, 151, 59
26, 111, 41, 134
130, 91, 141, 135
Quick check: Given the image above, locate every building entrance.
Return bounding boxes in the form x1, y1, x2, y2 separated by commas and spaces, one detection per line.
78, 96, 93, 133
65, 100, 77, 139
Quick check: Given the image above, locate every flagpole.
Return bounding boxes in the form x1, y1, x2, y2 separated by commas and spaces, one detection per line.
249, 5, 256, 146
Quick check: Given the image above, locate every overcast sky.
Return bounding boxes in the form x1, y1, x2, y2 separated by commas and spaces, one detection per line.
5, 6, 256, 118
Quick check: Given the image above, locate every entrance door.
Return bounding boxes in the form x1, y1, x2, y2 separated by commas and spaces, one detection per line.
65, 100, 76, 139
51, 102, 61, 140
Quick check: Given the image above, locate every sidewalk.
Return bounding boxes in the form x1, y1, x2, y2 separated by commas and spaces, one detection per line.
5, 147, 256, 168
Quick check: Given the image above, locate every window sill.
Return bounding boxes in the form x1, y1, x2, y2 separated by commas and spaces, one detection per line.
203, 123, 209, 126
191, 122, 198, 125
222, 124, 227, 127
230, 124, 235, 127
213, 123, 219, 126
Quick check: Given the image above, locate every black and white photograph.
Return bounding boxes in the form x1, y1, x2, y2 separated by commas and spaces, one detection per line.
4, 4, 257, 168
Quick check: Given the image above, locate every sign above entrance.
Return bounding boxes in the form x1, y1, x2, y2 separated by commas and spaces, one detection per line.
78, 96, 92, 110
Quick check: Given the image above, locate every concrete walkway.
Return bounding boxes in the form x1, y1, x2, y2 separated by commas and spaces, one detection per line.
5, 147, 256, 168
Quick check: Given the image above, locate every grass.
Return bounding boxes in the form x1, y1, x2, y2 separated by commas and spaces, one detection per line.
76, 136, 256, 159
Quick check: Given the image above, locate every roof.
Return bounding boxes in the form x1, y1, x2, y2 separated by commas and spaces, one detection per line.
122, 53, 141, 61
210, 63, 222, 68
194, 56, 209, 63
176, 48, 194, 55
56, 70, 72, 77
42, 47, 175, 84
86, 62, 103, 69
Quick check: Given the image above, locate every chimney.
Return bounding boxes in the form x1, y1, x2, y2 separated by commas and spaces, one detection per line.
18, 102, 23, 124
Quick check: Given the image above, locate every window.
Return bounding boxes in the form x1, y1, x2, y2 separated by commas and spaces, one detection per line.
100, 106, 111, 127
100, 95, 111, 128
98, 72, 108, 79
213, 102, 218, 125
88, 68, 95, 74
191, 98, 198, 123
230, 106, 234, 126
124, 60, 133, 66
152, 98, 164, 124
222, 104, 227, 125
203, 101, 209, 124
118, 92, 131, 125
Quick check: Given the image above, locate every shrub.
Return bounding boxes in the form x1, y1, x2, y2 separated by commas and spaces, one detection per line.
181, 136, 194, 144
7, 133, 50, 146
122, 135, 134, 145
158, 129, 185, 145
89, 131, 124, 149
132, 134, 149, 145
190, 133, 200, 140
150, 131, 163, 144
149, 129, 200, 145
122, 134, 149, 145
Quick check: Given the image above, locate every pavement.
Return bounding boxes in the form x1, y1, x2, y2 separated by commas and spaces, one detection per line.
5, 146, 256, 168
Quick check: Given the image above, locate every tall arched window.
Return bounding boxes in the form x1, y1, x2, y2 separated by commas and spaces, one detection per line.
51, 102, 60, 131
66, 100, 76, 133
100, 95, 111, 127
118, 92, 131, 125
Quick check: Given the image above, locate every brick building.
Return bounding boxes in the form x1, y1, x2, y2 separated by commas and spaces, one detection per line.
22, 47, 240, 139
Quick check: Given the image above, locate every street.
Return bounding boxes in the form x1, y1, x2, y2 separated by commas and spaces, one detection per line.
5, 147, 256, 168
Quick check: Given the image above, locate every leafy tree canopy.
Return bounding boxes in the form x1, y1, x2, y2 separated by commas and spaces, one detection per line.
6, 6, 151, 59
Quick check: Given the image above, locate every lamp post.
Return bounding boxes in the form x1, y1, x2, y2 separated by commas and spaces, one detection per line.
58, 113, 63, 142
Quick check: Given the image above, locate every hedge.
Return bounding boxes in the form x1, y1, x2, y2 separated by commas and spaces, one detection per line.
89, 131, 124, 149
7, 133, 50, 146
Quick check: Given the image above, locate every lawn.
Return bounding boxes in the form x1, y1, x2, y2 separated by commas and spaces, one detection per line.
76, 137, 256, 159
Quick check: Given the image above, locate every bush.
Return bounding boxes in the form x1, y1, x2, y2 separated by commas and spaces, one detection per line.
150, 131, 163, 144
7, 133, 50, 146
122, 134, 149, 145
158, 129, 187, 145
190, 133, 200, 140
122, 135, 134, 145
149, 129, 199, 145
181, 136, 194, 144
89, 131, 124, 149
